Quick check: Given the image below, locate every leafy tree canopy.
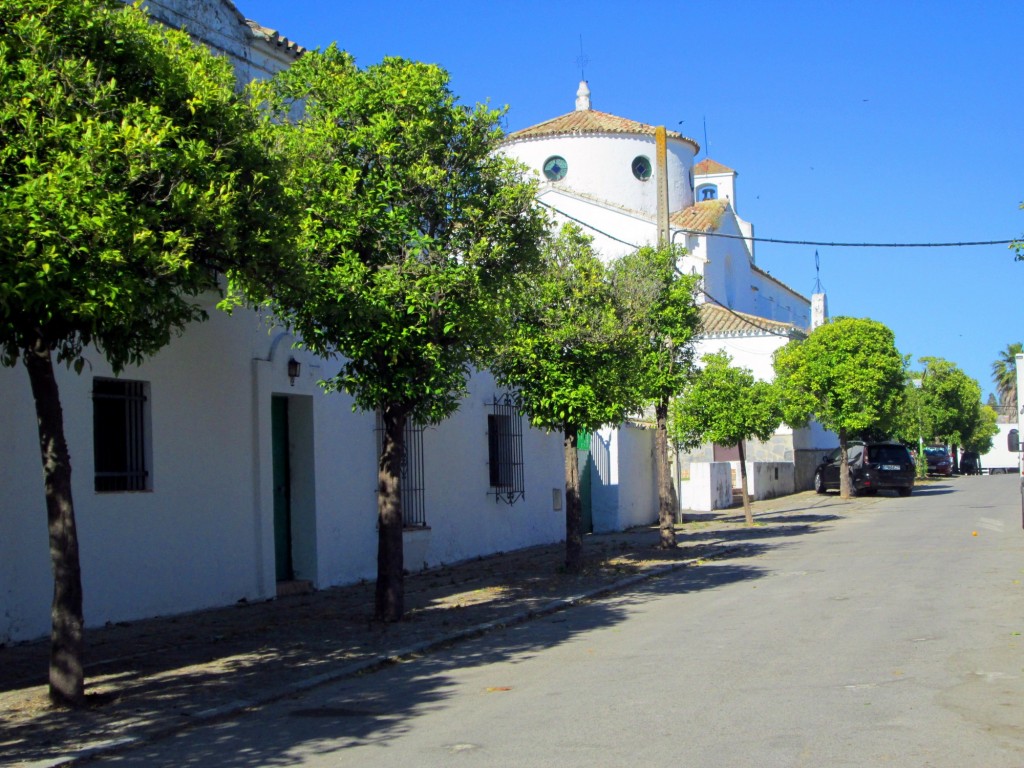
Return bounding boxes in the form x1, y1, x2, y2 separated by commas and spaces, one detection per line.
0, 0, 288, 705
243, 47, 545, 425
669, 351, 782, 451
0, 0, 287, 371
492, 223, 644, 434
773, 316, 905, 438
917, 356, 983, 447
609, 244, 701, 405
963, 404, 999, 455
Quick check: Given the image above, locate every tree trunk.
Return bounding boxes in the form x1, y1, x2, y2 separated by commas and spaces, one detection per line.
654, 398, 677, 548
951, 443, 960, 474
563, 426, 583, 573
375, 408, 406, 622
737, 440, 754, 526
838, 427, 852, 500
24, 339, 85, 707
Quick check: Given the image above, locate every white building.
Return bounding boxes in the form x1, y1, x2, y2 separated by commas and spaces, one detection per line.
501, 83, 835, 519
0, 0, 566, 644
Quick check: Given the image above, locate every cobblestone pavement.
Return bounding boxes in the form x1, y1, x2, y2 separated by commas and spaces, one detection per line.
0, 490, 862, 767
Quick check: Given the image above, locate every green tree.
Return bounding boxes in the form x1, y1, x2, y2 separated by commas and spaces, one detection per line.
918, 357, 983, 470
773, 317, 905, 499
0, 0, 288, 706
889, 374, 929, 479
991, 342, 1022, 416
963, 403, 999, 456
493, 224, 645, 573
246, 48, 545, 621
669, 352, 782, 525
610, 245, 700, 547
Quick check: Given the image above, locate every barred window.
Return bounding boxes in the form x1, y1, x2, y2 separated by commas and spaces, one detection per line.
92, 378, 150, 492
488, 395, 524, 504
375, 414, 427, 527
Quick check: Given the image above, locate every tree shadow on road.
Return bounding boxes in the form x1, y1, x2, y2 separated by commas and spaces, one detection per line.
86, 562, 765, 767
2, 509, 825, 766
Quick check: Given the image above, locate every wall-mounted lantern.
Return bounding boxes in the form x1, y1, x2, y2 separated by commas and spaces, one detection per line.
287, 357, 301, 387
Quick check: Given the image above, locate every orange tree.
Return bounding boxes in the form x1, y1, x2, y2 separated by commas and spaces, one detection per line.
773, 317, 904, 499
244, 48, 546, 621
0, 0, 289, 705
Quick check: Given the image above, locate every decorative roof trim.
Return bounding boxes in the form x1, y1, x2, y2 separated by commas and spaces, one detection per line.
503, 108, 700, 152
245, 20, 306, 57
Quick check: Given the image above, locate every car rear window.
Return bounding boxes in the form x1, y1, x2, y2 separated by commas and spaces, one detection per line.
868, 445, 910, 463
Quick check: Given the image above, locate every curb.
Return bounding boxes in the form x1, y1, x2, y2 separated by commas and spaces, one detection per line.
33, 542, 747, 767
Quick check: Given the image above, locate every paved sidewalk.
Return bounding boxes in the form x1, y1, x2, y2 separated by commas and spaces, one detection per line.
1, 490, 859, 767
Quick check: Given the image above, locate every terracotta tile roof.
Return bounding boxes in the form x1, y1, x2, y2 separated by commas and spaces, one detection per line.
693, 158, 735, 175
671, 200, 730, 232
505, 109, 700, 151
245, 21, 305, 56
698, 302, 803, 338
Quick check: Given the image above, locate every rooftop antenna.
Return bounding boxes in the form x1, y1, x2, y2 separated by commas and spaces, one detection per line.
702, 115, 710, 159
812, 249, 826, 294
576, 35, 589, 81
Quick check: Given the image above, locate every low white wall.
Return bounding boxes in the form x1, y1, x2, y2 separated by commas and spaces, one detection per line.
679, 462, 733, 512
744, 461, 795, 500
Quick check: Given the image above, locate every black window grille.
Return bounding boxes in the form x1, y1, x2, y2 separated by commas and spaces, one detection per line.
92, 378, 149, 492
375, 414, 427, 528
488, 395, 524, 504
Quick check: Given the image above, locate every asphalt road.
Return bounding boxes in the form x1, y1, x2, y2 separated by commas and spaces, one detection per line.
94, 475, 1024, 767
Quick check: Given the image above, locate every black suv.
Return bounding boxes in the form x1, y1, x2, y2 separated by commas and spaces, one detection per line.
813, 442, 915, 496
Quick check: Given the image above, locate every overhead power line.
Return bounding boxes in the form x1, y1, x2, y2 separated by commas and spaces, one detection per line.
537, 200, 1018, 249
536, 201, 799, 339
676, 230, 1017, 248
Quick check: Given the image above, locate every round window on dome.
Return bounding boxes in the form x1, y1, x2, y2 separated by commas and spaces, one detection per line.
543, 156, 568, 181
632, 155, 652, 181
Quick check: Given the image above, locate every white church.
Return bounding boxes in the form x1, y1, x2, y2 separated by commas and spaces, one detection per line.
0, 0, 833, 645
500, 82, 835, 516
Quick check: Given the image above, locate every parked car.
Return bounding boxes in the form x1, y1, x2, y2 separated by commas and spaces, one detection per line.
814, 441, 915, 496
960, 451, 981, 475
924, 446, 953, 476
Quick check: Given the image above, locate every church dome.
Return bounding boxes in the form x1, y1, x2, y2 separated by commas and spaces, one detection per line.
501, 82, 700, 217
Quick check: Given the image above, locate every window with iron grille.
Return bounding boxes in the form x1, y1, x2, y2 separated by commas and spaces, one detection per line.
488, 395, 524, 504
92, 378, 150, 492
375, 413, 427, 527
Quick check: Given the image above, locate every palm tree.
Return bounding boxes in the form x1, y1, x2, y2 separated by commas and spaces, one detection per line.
992, 342, 1022, 417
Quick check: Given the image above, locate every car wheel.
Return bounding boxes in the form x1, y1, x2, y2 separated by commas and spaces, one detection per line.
898, 485, 912, 497
814, 470, 826, 494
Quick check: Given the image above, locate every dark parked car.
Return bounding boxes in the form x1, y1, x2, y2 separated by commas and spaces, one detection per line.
814, 442, 915, 496
924, 446, 953, 476
960, 451, 981, 475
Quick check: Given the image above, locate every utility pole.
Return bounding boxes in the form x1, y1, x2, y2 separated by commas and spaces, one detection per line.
656, 126, 669, 247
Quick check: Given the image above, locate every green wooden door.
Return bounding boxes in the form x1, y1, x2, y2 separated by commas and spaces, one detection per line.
577, 429, 593, 534
271, 396, 293, 582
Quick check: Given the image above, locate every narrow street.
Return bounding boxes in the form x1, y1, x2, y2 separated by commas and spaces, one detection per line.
91, 475, 1024, 767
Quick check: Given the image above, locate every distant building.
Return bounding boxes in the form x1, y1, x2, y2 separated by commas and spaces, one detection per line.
501, 83, 835, 517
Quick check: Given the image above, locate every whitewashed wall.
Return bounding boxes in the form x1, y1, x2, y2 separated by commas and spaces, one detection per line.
504, 133, 696, 220
0, 306, 566, 643
678, 462, 733, 512
741, 461, 796, 500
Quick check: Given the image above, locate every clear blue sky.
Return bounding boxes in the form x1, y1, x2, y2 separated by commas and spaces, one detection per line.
237, 0, 1024, 400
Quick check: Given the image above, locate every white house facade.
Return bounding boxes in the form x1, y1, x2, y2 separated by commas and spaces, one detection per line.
0, 0, 567, 644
